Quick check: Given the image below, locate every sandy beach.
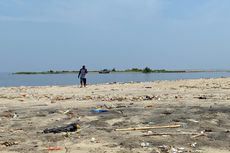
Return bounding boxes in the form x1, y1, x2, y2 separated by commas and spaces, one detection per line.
0, 78, 230, 153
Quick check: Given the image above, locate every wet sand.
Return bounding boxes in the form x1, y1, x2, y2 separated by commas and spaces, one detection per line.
0, 78, 230, 153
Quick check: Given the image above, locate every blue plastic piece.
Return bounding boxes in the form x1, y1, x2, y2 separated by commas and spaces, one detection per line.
91, 109, 108, 113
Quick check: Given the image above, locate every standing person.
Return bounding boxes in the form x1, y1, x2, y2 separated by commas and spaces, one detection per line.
78, 65, 88, 87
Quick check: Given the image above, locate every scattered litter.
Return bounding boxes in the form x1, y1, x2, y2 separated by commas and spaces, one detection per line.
158, 145, 170, 152
145, 105, 154, 108
187, 119, 199, 123
47, 147, 62, 151
162, 111, 172, 115
13, 113, 18, 119
71, 94, 163, 102
140, 142, 150, 148
63, 132, 71, 138
63, 110, 76, 118
51, 95, 73, 102
172, 119, 181, 122
191, 142, 197, 148
178, 147, 185, 150
170, 147, 178, 153
104, 104, 114, 109
175, 95, 182, 99
194, 96, 207, 99
63, 110, 71, 114
1, 141, 19, 147
191, 131, 207, 138
90, 137, 100, 143
147, 131, 153, 135
115, 125, 181, 131
194, 149, 203, 153
115, 105, 127, 108
43, 123, 80, 134
91, 137, 96, 143
204, 129, 212, 132
158, 145, 188, 153
143, 132, 201, 137
143, 95, 154, 100
83, 96, 93, 100
91, 109, 108, 113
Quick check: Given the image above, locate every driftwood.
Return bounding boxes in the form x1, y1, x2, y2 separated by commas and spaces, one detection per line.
143, 132, 208, 138
115, 125, 181, 131
143, 132, 200, 137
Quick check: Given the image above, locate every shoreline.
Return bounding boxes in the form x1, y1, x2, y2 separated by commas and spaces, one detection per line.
0, 77, 230, 152
0, 76, 229, 88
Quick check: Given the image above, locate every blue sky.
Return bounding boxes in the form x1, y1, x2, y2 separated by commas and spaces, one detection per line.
0, 0, 230, 72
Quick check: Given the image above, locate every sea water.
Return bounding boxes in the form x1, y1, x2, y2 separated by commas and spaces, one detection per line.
0, 72, 230, 87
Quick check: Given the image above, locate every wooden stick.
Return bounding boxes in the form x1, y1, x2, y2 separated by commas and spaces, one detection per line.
143, 132, 199, 137
191, 133, 207, 138
115, 125, 181, 131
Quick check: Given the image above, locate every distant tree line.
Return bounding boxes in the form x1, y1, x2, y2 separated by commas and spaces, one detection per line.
123, 67, 185, 73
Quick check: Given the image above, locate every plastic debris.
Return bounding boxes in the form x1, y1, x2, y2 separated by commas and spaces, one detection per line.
91, 109, 108, 113
141, 142, 150, 147
13, 113, 18, 119
178, 147, 185, 150
170, 147, 178, 153
43, 123, 79, 134
187, 119, 199, 123
178, 148, 185, 153
191, 142, 197, 148
91, 137, 96, 143
47, 147, 62, 151
63, 110, 70, 114
1, 141, 19, 147
143, 95, 154, 100
158, 145, 170, 152
147, 131, 153, 135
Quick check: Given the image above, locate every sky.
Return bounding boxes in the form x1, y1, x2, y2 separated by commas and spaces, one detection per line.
0, 0, 230, 72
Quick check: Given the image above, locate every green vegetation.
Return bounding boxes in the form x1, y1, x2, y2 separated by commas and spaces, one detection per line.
143, 67, 152, 73
124, 68, 143, 72
124, 67, 186, 73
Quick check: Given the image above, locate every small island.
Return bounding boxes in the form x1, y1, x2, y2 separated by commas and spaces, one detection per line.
13, 67, 228, 75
